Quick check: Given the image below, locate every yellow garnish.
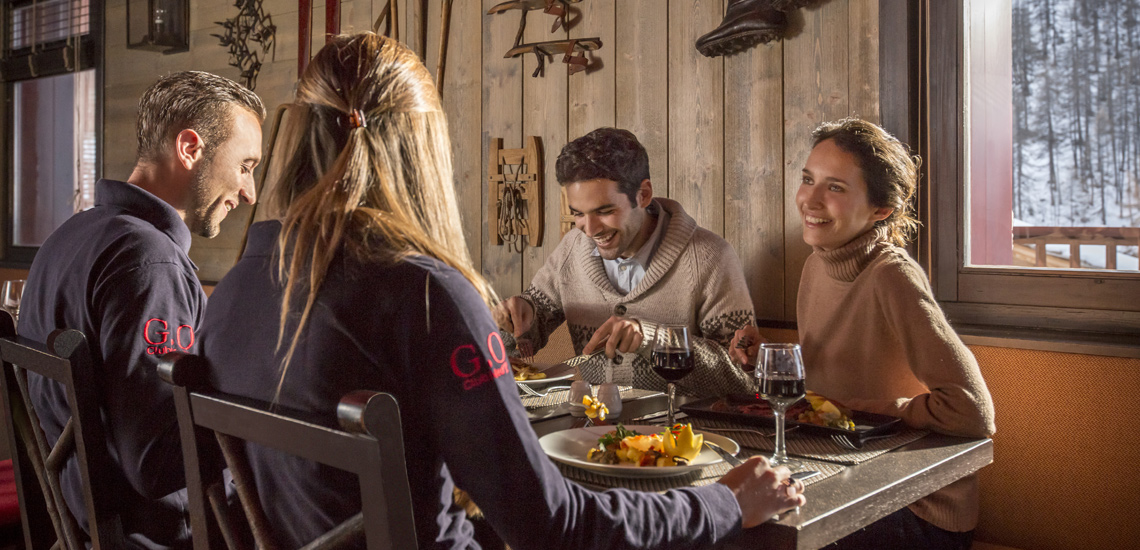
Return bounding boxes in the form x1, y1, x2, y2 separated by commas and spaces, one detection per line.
661, 424, 704, 461
582, 395, 608, 421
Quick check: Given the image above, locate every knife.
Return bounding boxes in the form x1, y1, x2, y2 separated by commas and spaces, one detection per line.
561, 348, 621, 369
790, 470, 821, 482
703, 440, 743, 467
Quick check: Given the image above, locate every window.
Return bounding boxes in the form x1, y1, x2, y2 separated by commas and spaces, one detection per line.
1, 0, 101, 263
926, 0, 1140, 340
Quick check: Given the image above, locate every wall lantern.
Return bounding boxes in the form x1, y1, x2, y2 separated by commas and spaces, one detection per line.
126, 0, 189, 54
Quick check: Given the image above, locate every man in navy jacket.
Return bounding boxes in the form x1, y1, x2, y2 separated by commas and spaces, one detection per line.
19, 71, 264, 549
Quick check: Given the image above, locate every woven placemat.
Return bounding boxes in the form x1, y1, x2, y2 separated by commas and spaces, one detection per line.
521, 386, 658, 410
555, 448, 843, 493
688, 418, 929, 465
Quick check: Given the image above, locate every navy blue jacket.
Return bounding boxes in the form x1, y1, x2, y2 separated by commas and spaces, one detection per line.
200, 221, 742, 549
21, 179, 202, 549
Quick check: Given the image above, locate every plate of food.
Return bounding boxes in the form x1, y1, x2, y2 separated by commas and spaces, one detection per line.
679, 391, 902, 448
538, 424, 740, 478
512, 358, 575, 386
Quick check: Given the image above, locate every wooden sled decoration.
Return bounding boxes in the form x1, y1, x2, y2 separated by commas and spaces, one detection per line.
489, 136, 544, 250
559, 187, 575, 237
488, 0, 601, 77
488, 0, 582, 33
507, 38, 601, 77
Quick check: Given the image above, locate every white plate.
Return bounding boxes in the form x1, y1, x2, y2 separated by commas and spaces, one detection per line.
514, 362, 575, 386
538, 425, 740, 478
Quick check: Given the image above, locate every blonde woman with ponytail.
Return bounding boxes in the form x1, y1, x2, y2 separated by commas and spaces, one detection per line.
200, 33, 803, 549
733, 118, 995, 550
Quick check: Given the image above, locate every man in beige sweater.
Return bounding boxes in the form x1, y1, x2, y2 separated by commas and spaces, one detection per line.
496, 127, 756, 396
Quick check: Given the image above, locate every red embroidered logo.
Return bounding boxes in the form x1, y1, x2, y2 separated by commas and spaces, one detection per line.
143, 318, 195, 355
449, 332, 511, 391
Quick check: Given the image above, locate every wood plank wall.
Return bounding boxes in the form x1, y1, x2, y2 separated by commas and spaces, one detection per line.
452, 0, 882, 322
101, 0, 881, 322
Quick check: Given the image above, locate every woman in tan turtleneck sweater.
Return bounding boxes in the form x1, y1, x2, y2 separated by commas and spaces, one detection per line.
733, 118, 996, 550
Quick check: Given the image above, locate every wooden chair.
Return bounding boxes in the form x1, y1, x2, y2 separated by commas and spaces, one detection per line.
0, 311, 127, 549
158, 352, 418, 550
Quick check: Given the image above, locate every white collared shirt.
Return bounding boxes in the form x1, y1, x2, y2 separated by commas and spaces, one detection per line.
593, 205, 666, 295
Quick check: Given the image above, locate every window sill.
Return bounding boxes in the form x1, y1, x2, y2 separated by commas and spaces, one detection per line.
956, 325, 1140, 359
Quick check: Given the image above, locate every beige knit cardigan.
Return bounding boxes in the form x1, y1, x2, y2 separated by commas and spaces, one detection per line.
519, 198, 758, 397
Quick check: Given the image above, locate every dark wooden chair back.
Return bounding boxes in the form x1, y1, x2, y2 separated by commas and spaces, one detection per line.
158, 352, 418, 550
0, 311, 126, 549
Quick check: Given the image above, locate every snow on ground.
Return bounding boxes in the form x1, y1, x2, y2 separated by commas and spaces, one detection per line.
1044, 244, 1140, 271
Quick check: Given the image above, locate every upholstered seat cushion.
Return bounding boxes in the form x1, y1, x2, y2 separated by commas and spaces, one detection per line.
0, 460, 19, 524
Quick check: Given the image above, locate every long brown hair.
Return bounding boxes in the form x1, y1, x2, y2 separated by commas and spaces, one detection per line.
811, 117, 921, 247
269, 33, 495, 398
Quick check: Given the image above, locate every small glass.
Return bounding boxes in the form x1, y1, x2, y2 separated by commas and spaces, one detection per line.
567, 380, 592, 417
650, 325, 694, 427
757, 343, 806, 467
596, 383, 622, 421
2, 280, 25, 325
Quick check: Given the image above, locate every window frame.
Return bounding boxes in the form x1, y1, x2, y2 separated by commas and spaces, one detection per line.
0, 0, 103, 266
925, 0, 1140, 340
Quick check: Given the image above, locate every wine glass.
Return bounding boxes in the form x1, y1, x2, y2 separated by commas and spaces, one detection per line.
2, 280, 25, 325
651, 325, 694, 427
757, 343, 806, 467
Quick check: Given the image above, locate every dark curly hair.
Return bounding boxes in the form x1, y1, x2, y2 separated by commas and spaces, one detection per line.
555, 127, 650, 205
811, 117, 922, 247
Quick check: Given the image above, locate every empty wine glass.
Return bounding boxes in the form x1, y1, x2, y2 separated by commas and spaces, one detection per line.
2, 280, 25, 325
758, 343, 805, 467
651, 325, 694, 427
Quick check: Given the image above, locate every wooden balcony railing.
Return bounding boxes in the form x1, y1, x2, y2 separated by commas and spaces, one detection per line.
1012, 226, 1140, 269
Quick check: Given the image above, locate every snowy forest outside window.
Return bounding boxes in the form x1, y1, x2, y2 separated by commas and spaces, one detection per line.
968, 0, 1139, 271
928, 0, 1140, 339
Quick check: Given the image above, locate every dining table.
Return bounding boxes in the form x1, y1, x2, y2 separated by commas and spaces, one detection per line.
522, 387, 994, 550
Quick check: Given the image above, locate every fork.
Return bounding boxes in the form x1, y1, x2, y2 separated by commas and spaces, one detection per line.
830, 434, 861, 450
516, 337, 536, 364
517, 384, 572, 398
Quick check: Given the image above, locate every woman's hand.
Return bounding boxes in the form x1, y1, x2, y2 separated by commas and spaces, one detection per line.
717, 456, 806, 528
729, 326, 765, 368
493, 296, 535, 337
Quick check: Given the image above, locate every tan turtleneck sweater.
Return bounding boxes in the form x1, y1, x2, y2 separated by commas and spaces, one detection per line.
797, 227, 996, 533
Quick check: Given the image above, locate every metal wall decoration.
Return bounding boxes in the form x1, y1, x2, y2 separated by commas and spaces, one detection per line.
212, 0, 277, 90
489, 137, 544, 251
487, 0, 602, 77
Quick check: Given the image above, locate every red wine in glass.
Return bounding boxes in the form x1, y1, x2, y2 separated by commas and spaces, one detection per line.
759, 376, 805, 408
758, 343, 806, 467
652, 326, 693, 426
651, 347, 695, 381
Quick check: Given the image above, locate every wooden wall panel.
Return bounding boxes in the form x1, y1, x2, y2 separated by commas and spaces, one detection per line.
568, 1, 616, 136
481, 0, 524, 299
782, 1, 853, 319
668, 0, 724, 232
443, 0, 485, 272
97, 0, 884, 319
850, 0, 881, 123
725, 42, 786, 321
521, 9, 569, 287
615, 0, 669, 192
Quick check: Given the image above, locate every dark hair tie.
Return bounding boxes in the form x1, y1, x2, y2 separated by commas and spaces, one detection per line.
347, 109, 367, 129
